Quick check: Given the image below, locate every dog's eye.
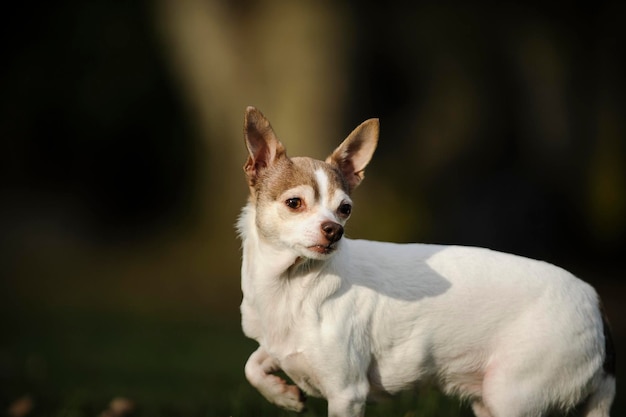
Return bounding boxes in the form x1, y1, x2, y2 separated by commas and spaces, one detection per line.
338, 203, 352, 216
285, 198, 302, 210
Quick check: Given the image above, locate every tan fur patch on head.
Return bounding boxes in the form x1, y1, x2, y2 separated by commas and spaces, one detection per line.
254, 157, 350, 204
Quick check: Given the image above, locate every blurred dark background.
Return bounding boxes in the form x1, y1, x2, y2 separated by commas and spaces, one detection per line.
1, 1, 624, 415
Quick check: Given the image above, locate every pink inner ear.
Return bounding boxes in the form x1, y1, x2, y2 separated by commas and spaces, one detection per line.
243, 107, 286, 185
326, 118, 379, 192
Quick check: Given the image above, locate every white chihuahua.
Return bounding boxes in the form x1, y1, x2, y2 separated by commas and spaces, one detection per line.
237, 106, 615, 417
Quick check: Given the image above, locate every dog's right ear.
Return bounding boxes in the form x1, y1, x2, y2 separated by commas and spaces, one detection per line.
243, 106, 286, 187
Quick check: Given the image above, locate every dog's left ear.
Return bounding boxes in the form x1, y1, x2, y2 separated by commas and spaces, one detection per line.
326, 118, 379, 192
243, 106, 286, 187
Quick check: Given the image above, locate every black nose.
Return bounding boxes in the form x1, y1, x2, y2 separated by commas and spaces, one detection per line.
321, 221, 344, 243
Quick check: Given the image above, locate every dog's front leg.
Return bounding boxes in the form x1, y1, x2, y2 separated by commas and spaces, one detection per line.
326, 383, 368, 417
244, 346, 305, 412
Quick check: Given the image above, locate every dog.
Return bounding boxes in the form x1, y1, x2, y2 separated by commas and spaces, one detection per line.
237, 106, 615, 417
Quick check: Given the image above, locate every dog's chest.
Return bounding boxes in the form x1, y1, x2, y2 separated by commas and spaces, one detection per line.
257, 307, 326, 397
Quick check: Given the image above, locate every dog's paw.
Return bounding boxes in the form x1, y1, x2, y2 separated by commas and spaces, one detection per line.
262, 374, 306, 412
275, 383, 306, 412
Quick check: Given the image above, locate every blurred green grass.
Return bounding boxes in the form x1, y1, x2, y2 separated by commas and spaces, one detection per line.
0, 309, 473, 417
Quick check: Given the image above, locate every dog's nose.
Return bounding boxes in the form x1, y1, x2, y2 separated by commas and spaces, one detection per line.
321, 221, 344, 243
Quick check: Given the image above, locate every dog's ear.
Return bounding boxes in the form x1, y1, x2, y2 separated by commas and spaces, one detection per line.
326, 118, 379, 192
243, 106, 286, 186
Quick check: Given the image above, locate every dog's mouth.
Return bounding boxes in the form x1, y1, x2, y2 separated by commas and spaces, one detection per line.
307, 244, 337, 255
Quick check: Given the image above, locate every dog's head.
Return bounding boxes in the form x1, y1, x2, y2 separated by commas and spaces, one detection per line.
242, 106, 379, 260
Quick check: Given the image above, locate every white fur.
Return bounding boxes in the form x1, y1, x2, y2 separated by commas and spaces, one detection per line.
238, 108, 614, 417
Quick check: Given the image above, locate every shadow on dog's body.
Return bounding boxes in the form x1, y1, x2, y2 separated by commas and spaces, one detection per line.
238, 107, 615, 417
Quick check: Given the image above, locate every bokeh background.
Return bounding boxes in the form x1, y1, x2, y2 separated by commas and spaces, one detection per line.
1, 1, 624, 416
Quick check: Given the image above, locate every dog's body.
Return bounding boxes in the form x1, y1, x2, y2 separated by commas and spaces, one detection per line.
238, 107, 615, 417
